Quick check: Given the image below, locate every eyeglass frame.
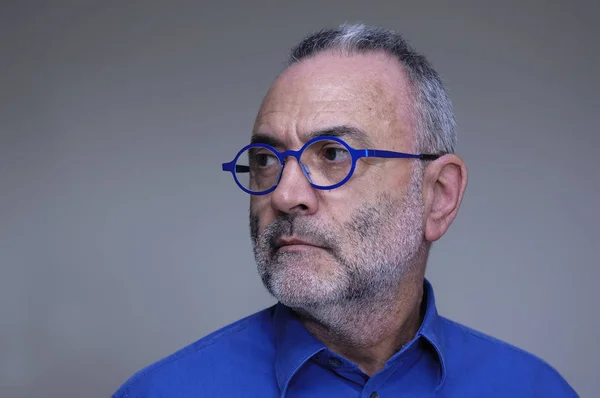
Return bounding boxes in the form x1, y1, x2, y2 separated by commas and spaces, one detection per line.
221, 135, 442, 195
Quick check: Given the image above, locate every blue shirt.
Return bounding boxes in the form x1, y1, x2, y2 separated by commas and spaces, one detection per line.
113, 280, 578, 397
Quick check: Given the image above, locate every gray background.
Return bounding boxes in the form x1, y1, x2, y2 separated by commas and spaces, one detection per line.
1, 1, 598, 397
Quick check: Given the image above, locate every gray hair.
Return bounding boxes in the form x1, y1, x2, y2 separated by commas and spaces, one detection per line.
287, 23, 457, 154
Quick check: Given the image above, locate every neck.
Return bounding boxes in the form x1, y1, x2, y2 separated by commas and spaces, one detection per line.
296, 270, 426, 376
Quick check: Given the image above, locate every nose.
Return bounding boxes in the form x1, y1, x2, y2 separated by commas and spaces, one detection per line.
270, 157, 318, 216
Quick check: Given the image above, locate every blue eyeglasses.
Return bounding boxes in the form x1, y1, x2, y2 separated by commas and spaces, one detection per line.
221, 136, 441, 195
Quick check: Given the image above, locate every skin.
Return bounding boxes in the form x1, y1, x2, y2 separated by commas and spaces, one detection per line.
249, 50, 468, 376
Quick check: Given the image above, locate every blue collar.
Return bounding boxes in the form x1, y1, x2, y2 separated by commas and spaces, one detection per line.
273, 279, 447, 394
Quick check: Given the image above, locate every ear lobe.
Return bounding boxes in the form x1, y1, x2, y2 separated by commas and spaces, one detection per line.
423, 154, 468, 242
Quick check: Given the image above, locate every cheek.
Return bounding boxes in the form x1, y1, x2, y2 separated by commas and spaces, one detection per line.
250, 196, 276, 232
319, 192, 362, 229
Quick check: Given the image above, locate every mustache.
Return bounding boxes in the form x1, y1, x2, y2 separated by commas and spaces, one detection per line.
251, 214, 337, 253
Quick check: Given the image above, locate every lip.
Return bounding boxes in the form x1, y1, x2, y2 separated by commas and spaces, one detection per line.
275, 237, 324, 251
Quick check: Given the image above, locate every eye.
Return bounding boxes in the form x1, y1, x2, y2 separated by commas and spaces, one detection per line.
254, 153, 278, 167
322, 146, 350, 162
248, 149, 278, 168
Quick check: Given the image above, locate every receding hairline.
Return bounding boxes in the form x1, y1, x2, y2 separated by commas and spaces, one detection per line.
285, 46, 413, 80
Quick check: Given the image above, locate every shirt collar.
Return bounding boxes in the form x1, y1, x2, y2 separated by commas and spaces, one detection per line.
419, 278, 448, 389
273, 303, 326, 396
272, 278, 447, 394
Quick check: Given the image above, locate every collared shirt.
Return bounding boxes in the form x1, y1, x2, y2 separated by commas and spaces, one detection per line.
113, 280, 578, 397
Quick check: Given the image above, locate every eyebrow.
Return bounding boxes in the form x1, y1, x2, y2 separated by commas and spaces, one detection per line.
250, 134, 282, 147
251, 125, 374, 148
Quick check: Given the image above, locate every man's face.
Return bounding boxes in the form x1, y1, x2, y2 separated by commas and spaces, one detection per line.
250, 51, 426, 309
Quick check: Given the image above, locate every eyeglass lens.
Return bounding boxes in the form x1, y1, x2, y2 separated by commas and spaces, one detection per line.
234, 139, 353, 193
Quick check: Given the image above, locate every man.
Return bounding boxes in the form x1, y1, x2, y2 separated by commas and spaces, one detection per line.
113, 24, 577, 397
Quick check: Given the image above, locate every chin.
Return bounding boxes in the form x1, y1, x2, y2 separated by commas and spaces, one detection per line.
265, 261, 348, 309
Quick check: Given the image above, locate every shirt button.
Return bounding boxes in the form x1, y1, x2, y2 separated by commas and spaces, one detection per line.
328, 357, 342, 368
370, 392, 380, 398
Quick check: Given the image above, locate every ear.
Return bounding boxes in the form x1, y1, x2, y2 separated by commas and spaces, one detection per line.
421, 154, 468, 242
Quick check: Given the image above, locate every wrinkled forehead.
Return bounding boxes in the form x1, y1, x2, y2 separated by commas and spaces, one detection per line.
253, 51, 417, 150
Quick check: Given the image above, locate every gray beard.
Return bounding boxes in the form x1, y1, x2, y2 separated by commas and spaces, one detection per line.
250, 173, 425, 336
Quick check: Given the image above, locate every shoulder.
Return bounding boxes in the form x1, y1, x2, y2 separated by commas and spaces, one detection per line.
112, 306, 277, 398
438, 317, 578, 397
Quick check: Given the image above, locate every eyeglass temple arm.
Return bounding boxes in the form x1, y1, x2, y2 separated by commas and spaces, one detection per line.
222, 149, 442, 173
222, 162, 250, 173
363, 149, 442, 161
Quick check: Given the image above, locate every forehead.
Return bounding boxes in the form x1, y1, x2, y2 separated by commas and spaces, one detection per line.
254, 50, 417, 149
